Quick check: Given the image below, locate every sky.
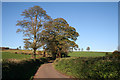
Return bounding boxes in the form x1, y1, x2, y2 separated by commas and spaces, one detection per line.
2, 2, 118, 52
1, 0, 120, 2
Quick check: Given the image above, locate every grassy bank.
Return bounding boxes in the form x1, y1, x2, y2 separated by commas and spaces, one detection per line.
54, 55, 120, 79
68, 51, 112, 57
2, 57, 48, 80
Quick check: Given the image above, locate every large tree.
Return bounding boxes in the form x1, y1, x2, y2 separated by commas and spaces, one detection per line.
40, 18, 79, 59
16, 6, 51, 59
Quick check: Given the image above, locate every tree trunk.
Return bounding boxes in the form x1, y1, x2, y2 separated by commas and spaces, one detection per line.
59, 52, 62, 58
43, 51, 46, 57
33, 49, 36, 60
33, 15, 37, 60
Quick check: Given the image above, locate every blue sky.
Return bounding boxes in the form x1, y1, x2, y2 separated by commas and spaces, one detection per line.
1, 0, 120, 2
2, 2, 118, 52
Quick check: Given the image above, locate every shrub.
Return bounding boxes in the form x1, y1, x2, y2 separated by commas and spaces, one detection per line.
112, 51, 120, 59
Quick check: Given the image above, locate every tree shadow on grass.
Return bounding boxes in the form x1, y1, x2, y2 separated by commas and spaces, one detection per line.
2, 58, 48, 80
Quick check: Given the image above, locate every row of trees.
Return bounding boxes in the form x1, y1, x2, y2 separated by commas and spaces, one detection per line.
77, 47, 90, 51
16, 6, 79, 59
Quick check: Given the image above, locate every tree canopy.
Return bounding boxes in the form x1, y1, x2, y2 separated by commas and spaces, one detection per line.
86, 47, 90, 51
40, 18, 79, 58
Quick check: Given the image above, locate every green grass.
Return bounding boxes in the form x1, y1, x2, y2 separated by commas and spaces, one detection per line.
2, 52, 32, 60
2, 52, 42, 60
68, 51, 112, 57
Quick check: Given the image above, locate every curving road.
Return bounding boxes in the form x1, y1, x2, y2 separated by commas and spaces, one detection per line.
34, 63, 69, 79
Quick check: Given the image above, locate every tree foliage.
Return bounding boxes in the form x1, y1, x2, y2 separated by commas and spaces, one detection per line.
40, 18, 79, 58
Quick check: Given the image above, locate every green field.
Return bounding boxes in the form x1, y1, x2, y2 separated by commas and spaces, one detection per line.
68, 51, 112, 57
2, 51, 112, 60
2, 51, 42, 60
2, 52, 32, 59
